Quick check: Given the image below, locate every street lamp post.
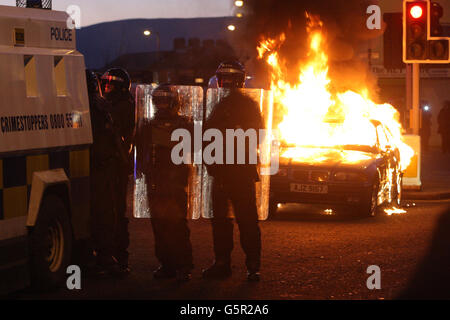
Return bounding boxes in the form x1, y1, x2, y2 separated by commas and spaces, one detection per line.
143, 30, 161, 83
143, 30, 161, 61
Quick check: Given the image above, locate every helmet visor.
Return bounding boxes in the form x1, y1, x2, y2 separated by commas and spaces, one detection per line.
217, 73, 245, 88
101, 74, 125, 94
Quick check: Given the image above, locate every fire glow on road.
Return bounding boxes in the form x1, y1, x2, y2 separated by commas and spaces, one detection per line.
385, 207, 407, 216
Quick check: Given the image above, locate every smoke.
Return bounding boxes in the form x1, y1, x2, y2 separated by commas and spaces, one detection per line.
233, 0, 385, 97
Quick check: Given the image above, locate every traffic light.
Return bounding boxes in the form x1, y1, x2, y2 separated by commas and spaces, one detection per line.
428, 2, 448, 61
430, 2, 443, 36
404, 1, 428, 61
403, 0, 450, 63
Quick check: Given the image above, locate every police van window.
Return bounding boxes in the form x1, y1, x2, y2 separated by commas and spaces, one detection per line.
14, 28, 25, 47
54, 56, 67, 96
24, 55, 38, 97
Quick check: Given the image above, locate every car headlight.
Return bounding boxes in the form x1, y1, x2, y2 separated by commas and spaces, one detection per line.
333, 172, 368, 182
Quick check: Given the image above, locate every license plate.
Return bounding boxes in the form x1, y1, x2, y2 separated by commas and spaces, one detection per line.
290, 183, 328, 194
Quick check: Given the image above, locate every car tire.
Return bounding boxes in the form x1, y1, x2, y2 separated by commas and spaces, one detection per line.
267, 200, 278, 220
360, 178, 380, 217
29, 194, 73, 291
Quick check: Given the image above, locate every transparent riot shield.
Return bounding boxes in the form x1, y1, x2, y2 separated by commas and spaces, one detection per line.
202, 88, 275, 221
133, 84, 156, 219
133, 84, 204, 220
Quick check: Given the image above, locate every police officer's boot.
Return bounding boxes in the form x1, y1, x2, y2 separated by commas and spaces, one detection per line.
106, 261, 130, 279
202, 261, 232, 280
247, 271, 261, 282
95, 254, 123, 278
115, 264, 131, 278
246, 261, 260, 282
153, 266, 177, 279
111, 256, 131, 278
176, 268, 192, 283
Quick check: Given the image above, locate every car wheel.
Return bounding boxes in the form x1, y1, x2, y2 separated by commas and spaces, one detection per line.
360, 178, 380, 217
29, 194, 73, 291
267, 200, 278, 220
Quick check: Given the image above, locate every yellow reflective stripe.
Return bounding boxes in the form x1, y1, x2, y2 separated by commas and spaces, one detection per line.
26, 154, 49, 185
3, 186, 28, 219
70, 149, 90, 178
0, 159, 3, 189
1, 148, 91, 221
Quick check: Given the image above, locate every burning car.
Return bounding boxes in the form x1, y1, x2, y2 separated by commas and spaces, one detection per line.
256, 13, 413, 218
269, 120, 403, 218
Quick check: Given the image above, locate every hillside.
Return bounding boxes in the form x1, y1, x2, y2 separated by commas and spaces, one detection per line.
77, 17, 235, 69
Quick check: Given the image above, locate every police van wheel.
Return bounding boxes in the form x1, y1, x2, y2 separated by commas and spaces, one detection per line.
29, 194, 73, 291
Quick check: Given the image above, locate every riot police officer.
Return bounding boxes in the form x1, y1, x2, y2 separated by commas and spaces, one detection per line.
100, 67, 135, 274
86, 70, 124, 276
203, 61, 264, 282
138, 84, 193, 282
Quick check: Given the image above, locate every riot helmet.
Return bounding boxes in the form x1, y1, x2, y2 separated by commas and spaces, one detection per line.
208, 75, 219, 89
101, 68, 131, 96
215, 60, 246, 89
152, 84, 181, 118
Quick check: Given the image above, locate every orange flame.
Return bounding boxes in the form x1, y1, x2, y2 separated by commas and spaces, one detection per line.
258, 14, 414, 171
384, 207, 407, 216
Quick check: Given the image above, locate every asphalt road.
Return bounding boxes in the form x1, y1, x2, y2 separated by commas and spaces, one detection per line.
17, 200, 450, 300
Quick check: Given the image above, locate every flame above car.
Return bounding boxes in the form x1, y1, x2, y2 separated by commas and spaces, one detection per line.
257, 13, 414, 172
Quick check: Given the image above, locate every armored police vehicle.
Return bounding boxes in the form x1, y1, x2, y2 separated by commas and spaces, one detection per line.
0, 3, 92, 293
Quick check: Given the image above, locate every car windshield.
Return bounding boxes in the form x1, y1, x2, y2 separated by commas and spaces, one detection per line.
280, 121, 379, 154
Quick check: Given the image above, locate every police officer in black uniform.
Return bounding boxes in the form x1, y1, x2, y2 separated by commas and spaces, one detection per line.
138, 84, 193, 282
203, 61, 264, 282
100, 68, 135, 275
86, 70, 123, 276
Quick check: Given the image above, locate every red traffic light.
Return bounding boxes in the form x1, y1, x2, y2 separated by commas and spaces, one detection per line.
410, 5, 424, 19
404, 0, 450, 63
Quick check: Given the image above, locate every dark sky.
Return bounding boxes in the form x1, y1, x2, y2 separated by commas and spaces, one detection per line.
0, 0, 234, 26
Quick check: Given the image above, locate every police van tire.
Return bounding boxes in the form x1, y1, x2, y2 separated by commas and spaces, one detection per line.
29, 194, 73, 291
